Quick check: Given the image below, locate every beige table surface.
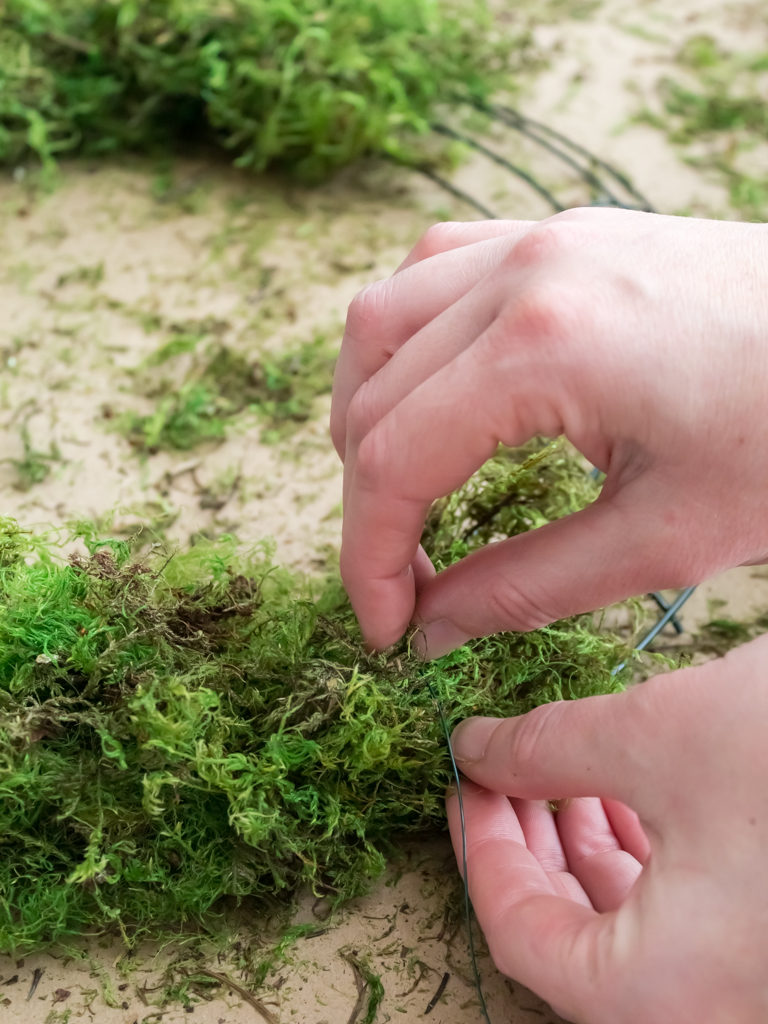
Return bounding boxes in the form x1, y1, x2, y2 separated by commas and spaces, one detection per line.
1, 0, 766, 1020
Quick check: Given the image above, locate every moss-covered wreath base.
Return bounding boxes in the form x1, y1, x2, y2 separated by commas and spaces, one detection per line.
0, 441, 628, 955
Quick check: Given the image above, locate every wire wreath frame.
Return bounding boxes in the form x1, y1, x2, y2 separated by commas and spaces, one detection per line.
416, 108, 695, 1023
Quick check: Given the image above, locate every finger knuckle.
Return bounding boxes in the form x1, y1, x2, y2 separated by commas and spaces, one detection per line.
509, 701, 565, 777
354, 420, 390, 492
509, 281, 581, 347
345, 381, 380, 449
411, 221, 463, 262
486, 577, 553, 633
506, 216, 585, 267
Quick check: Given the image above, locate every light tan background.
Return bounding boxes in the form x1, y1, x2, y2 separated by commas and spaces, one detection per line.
2, 1, 767, 1021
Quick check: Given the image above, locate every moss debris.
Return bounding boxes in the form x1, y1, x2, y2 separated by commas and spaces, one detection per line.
117, 334, 337, 452
3, 423, 62, 492
639, 32, 768, 220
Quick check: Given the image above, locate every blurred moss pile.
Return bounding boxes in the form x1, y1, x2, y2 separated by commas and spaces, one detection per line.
0, 0, 525, 180
0, 441, 628, 954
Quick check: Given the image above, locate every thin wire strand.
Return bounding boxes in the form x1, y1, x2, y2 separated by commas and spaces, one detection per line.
649, 591, 684, 634
407, 117, 633, 218
612, 586, 697, 674
414, 165, 499, 220
425, 103, 654, 217
486, 105, 655, 211
429, 681, 493, 1024
472, 104, 626, 208
432, 123, 565, 213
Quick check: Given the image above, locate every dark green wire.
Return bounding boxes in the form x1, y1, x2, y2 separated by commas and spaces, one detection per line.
429, 682, 493, 1024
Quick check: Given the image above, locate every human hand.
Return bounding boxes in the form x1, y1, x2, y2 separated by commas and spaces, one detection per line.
331, 210, 768, 654
446, 635, 768, 1024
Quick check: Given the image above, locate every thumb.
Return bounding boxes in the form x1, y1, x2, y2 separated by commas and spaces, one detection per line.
413, 486, 697, 659
449, 671, 683, 820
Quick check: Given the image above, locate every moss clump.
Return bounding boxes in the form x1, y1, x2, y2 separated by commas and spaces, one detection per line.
118, 334, 337, 451
0, 441, 626, 955
0, 0, 516, 180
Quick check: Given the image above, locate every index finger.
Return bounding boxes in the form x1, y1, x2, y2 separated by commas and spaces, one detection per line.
339, 337, 507, 648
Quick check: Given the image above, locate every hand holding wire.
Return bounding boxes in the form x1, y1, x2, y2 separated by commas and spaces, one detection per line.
448, 635, 768, 1023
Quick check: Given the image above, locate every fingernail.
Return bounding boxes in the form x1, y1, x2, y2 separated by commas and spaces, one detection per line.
412, 618, 471, 660
451, 717, 502, 764
445, 783, 458, 799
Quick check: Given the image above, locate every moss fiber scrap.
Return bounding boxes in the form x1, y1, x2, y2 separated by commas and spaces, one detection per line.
0, 442, 627, 954
640, 32, 768, 220
118, 334, 338, 452
0, 0, 517, 180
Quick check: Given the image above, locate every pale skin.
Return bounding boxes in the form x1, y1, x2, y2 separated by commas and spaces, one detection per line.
331, 210, 768, 1022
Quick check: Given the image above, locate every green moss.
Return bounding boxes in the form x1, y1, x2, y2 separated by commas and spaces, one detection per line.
117, 334, 337, 451
422, 439, 598, 567
342, 951, 385, 1024
660, 80, 768, 140
0, 0, 518, 181
118, 381, 229, 452
698, 617, 752, 652
676, 614, 768, 660
56, 262, 104, 288
0, 441, 628, 954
